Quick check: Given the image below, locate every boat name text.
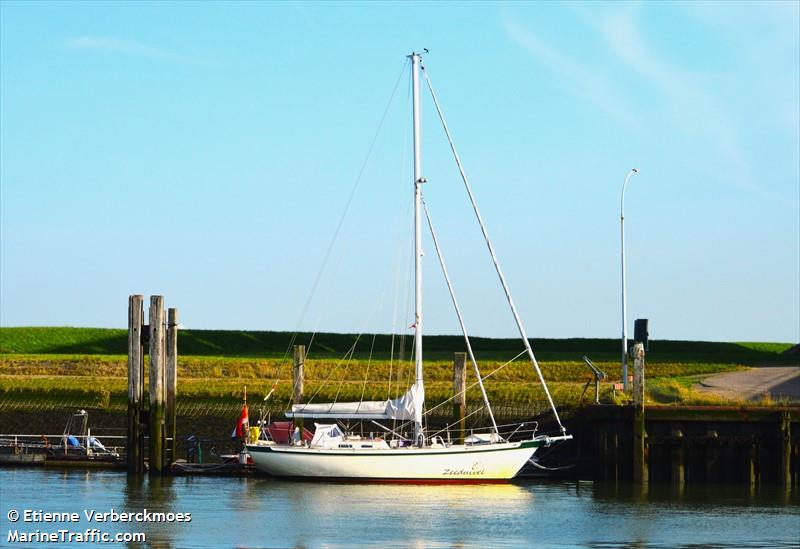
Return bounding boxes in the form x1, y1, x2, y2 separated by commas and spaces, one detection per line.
442, 462, 486, 476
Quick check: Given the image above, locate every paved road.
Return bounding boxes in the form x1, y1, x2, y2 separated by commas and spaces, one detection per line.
696, 366, 800, 401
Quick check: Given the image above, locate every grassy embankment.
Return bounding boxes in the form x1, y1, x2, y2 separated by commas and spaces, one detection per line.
0, 327, 796, 419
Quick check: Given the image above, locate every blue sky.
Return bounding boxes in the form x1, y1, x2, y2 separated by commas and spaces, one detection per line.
1, 1, 798, 343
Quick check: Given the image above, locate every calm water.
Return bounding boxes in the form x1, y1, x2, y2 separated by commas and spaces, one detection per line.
1, 468, 798, 548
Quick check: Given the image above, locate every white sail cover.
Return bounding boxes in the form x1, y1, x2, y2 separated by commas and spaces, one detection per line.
287, 382, 424, 420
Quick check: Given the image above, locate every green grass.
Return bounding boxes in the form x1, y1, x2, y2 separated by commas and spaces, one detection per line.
1, 327, 795, 363
0, 353, 746, 383
0, 353, 748, 412
735, 342, 795, 354
1, 327, 795, 415
0, 374, 761, 415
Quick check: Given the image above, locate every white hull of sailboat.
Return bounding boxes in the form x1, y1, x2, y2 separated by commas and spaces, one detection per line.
246, 440, 541, 482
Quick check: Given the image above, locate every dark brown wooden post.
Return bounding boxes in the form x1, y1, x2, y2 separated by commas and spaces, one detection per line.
706, 430, 720, 483
745, 438, 757, 492
600, 424, 610, 481
293, 345, 305, 434
127, 295, 144, 475
780, 410, 791, 491
166, 308, 178, 466
453, 352, 467, 444
631, 343, 647, 484
148, 296, 165, 475
670, 427, 685, 487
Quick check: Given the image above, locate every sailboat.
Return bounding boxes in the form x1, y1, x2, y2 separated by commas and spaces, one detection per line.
247, 52, 571, 481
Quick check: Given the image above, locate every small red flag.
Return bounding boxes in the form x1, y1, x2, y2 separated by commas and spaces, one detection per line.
231, 404, 249, 439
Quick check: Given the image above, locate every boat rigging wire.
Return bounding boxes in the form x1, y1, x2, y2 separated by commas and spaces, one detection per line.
270, 60, 409, 408
422, 196, 499, 435
291, 254, 397, 413
355, 332, 378, 412
289, 334, 362, 412
279, 58, 409, 362
422, 348, 526, 417
388, 74, 414, 403
393, 348, 527, 434
427, 406, 490, 439
421, 62, 566, 434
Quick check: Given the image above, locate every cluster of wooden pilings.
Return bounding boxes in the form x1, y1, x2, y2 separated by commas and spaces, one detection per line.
567, 404, 798, 489
127, 295, 178, 476
550, 342, 799, 489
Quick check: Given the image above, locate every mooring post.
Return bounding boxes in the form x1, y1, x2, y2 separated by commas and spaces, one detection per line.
127, 295, 144, 475
631, 342, 647, 484
612, 429, 620, 483
705, 430, 721, 483
293, 345, 305, 434
166, 308, 178, 467
148, 296, 166, 475
780, 410, 791, 492
745, 437, 757, 492
453, 352, 466, 444
670, 427, 685, 488
161, 333, 167, 471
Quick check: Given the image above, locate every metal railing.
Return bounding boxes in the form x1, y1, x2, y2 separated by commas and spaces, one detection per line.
0, 433, 128, 457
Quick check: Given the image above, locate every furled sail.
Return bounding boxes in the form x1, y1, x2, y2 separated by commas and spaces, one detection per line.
286, 382, 423, 420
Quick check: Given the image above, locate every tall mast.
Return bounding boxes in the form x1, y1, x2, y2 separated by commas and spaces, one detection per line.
410, 52, 425, 444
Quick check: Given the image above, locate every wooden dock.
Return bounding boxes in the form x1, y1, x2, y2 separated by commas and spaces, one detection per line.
545, 404, 799, 488
170, 460, 267, 477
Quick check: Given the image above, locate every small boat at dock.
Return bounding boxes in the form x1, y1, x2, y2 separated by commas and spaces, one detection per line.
0, 410, 124, 468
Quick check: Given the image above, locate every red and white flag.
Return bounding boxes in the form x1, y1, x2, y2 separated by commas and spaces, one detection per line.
231, 403, 249, 439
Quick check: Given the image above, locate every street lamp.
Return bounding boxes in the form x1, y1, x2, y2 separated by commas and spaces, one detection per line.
621, 168, 639, 391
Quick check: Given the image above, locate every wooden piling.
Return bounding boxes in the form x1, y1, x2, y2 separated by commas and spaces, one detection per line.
631, 343, 647, 484
632, 343, 645, 409
580, 404, 798, 487
670, 428, 685, 486
166, 308, 178, 466
780, 410, 791, 491
148, 296, 166, 476
127, 295, 144, 475
293, 345, 305, 433
453, 352, 466, 444
702, 430, 718, 483
594, 424, 606, 480
746, 440, 757, 491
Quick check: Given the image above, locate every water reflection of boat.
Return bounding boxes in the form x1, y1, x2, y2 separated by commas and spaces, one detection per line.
256, 479, 536, 542
0, 410, 123, 467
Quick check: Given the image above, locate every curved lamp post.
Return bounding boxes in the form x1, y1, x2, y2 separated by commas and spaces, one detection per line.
621, 168, 639, 391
